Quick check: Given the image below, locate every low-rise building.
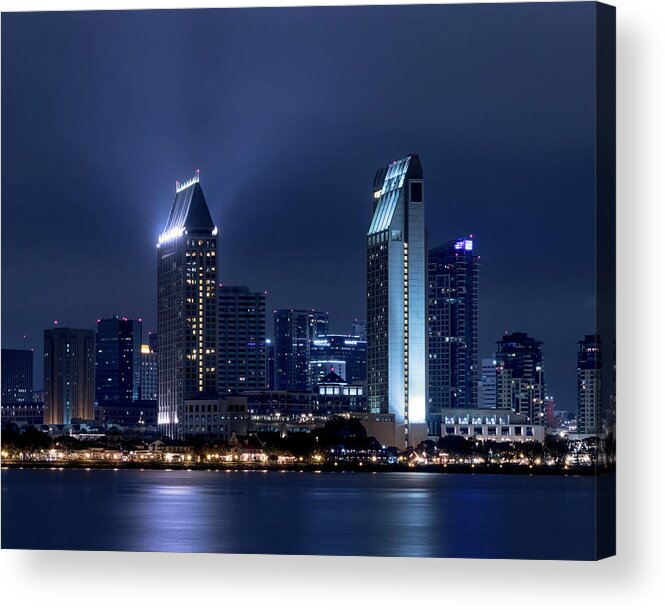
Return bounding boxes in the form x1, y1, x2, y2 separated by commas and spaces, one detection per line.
183, 395, 249, 439
439, 408, 545, 443
1, 402, 45, 426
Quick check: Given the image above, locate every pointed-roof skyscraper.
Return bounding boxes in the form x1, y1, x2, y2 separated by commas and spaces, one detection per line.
157, 171, 218, 438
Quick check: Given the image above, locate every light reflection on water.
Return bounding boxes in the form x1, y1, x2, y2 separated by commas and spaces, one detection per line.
1, 469, 603, 559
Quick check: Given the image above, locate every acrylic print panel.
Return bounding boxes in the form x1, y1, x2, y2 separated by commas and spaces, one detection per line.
0, 2, 616, 560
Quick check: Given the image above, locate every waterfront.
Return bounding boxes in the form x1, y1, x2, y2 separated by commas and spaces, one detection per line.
1, 469, 613, 559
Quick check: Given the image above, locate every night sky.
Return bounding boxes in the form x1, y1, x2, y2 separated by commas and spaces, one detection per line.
2, 3, 596, 411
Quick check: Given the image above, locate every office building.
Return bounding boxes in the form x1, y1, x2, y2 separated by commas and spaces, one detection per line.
479, 357, 498, 409
310, 334, 367, 386
495, 332, 546, 425
577, 334, 602, 435
1, 402, 45, 427
1, 348, 33, 403
266, 340, 275, 389
43, 327, 95, 425
157, 171, 218, 438
309, 359, 346, 386
274, 309, 328, 391
439, 408, 545, 443
367, 154, 427, 446
218, 285, 267, 394
140, 343, 158, 401
95, 317, 142, 403
148, 332, 158, 353
428, 237, 479, 431
96, 400, 158, 428
352, 319, 367, 341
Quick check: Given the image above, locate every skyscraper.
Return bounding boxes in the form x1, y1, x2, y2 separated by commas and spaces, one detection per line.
352, 319, 367, 341
577, 334, 602, 435
140, 343, 158, 401
218, 285, 267, 394
427, 237, 479, 432
495, 332, 546, 425
309, 334, 367, 386
367, 154, 427, 446
274, 309, 328, 391
1, 348, 33, 403
266, 340, 275, 390
95, 317, 142, 403
157, 171, 218, 438
43, 327, 95, 425
479, 357, 498, 409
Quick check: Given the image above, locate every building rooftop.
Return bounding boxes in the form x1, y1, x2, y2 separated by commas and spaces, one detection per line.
159, 172, 216, 245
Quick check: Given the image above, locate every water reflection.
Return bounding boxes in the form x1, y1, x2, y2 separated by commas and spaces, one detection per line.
1, 469, 600, 559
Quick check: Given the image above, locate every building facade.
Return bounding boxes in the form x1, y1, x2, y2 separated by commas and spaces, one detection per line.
140, 343, 158, 401
479, 357, 498, 409
218, 285, 267, 394
577, 334, 602, 435
428, 237, 479, 432
309, 334, 367, 386
1, 402, 44, 427
439, 408, 545, 443
367, 154, 427, 446
43, 327, 95, 425
95, 317, 142, 403
1, 348, 33, 403
157, 172, 218, 438
273, 309, 328, 392
309, 359, 346, 386
352, 319, 367, 341
495, 332, 546, 425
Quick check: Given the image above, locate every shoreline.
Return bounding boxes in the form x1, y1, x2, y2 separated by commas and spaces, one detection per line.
1, 460, 614, 476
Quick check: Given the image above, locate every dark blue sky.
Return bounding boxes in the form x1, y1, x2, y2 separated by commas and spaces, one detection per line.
1, 3, 597, 411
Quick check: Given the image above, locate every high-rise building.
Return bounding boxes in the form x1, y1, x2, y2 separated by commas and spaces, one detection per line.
157, 171, 218, 438
367, 154, 427, 446
310, 334, 367, 386
140, 343, 158, 401
309, 359, 346, 385
352, 319, 367, 341
274, 309, 328, 391
43, 327, 95, 425
479, 357, 497, 409
266, 340, 275, 390
148, 331, 158, 353
218, 285, 267, 394
544, 395, 557, 429
577, 334, 602, 435
495, 332, 546, 425
95, 317, 142, 403
1, 348, 33, 403
427, 237, 479, 431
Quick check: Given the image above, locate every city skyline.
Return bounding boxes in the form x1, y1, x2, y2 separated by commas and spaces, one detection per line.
2, 4, 597, 411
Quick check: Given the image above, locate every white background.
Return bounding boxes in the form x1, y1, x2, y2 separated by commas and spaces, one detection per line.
0, 0, 663, 607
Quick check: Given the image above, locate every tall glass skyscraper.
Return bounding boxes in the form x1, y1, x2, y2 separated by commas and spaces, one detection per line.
367, 154, 427, 446
218, 285, 267, 394
427, 237, 479, 433
274, 309, 328, 391
95, 317, 142, 403
157, 172, 218, 438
